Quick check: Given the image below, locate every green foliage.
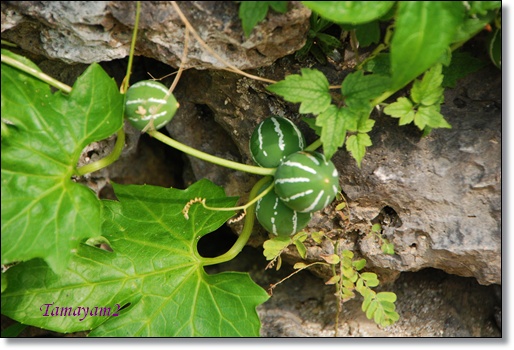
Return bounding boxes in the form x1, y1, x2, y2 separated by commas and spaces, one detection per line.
266, 68, 332, 114
238, 1, 288, 38
2, 0, 501, 337
390, 2, 465, 90
384, 64, 450, 132
302, 1, 395, 25
442, 52, 487, 88
2, 180, 269, 336
295, 13, 342, 64
1, 50, 123, 273
268, 2, 498, 165
264, 231, 399, 329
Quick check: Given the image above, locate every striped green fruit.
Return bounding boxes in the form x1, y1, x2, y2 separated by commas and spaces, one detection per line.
274, 151, 340, 213
256, 183, 312, 237
249, 116, 305, 168
124, 80, 179, 130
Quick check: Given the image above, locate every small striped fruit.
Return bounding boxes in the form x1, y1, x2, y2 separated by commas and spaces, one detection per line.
249, 116, 305, 168
256, 182, 312, 237
124, 80, 179, 130
274, 151, 340, 213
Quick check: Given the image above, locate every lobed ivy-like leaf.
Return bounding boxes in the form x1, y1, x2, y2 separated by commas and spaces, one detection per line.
1, 180, 269, 337
1, 50, 123, 273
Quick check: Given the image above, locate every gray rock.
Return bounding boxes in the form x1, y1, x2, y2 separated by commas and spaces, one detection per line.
1, 1, 310, 69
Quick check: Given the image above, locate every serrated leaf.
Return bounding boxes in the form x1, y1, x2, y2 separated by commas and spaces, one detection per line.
315, 105, 347, 160
383, 97, 416, 125
302, 1, 396, 25
1, 180, 269, 336
346, 133, 372, 167
263, 235, 292, 260
414, 105, 452, 130
391, 2, 465, 89
267, 68, 331, 114
411, 64, 444, 105
1, 52, 123, 273
357, 117, 375, 134
342, 71, 391, 108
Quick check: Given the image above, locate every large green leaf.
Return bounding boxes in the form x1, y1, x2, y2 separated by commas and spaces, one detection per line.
1, 50, 123, 273
302, 1, 395, 25
1, 180, 269, 336
390, 2, 465, 89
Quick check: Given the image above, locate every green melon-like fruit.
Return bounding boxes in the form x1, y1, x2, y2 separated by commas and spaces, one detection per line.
124, 80, 179, 130
249, 116, 305, 168
256, 184, 312, 237
274, 151, 340, 213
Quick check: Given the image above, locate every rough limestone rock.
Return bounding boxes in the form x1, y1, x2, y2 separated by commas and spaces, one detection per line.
1, 1, 310, 70
338, 65, 501, 286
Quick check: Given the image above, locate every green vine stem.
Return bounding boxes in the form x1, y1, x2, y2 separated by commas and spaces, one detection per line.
74, 128, 126, 176
120, 0, 141, 94
202, 180, 274, 212
148, 130, 276, 176
1, 53, 72, 94
199, 176, 271, 266
304, 138, 323, 152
